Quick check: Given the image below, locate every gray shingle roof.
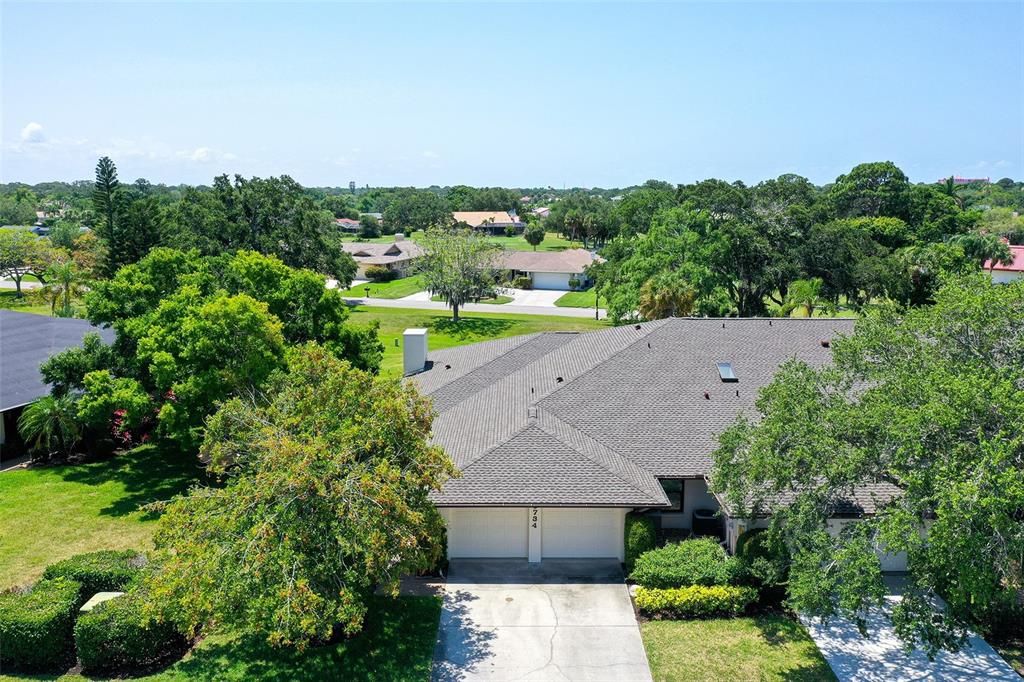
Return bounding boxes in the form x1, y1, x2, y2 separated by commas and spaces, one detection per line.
0, 310, 116, 411
411, 317, 857, 507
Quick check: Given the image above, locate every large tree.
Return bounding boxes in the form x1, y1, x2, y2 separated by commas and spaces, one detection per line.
417, 228, 501, 321
711, 274, 1024, 655
146, 345, 455, 647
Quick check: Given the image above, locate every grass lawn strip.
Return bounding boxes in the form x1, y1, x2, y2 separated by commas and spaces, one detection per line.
338, 275, 425, 299
641, 615, 836, 682
554, 289, 606, 309
346, 305, 608, 375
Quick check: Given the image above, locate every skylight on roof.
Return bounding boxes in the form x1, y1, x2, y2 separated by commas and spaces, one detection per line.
717, 362, 738, 382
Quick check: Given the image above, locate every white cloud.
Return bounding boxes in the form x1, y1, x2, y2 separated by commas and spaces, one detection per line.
190, 147, 211, 162
20, 122, 45, 143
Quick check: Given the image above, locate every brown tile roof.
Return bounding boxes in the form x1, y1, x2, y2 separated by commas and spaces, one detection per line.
341, 241, 423, 266
452, 211, 517, 227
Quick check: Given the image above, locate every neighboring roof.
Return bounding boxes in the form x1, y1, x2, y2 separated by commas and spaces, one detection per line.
410, 317, 857, 507
984, 244, 1024, 272
452, 211, 518, 227
496, 248, 600, 274
0, 310, 116, 412
336, 218, 360, 227
341, 240, 424, 266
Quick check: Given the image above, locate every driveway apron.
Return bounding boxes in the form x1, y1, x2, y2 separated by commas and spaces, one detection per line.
431, 559, 653, 682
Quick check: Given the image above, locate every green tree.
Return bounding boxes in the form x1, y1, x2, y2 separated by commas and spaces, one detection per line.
828, 161, 910, 219
358, 213, 380, 238
0, 229, 58, 296
417, 228, 501, 321
146, 345, 456, 648
637, 272, 696, 320
523, 221, 546, 250
41, 258, 87, 317
92, 157, 119, 248
17, 395, 81, 460
382, 190, 451, 234
711, 274, 1024, 655
783, 277, 824, 317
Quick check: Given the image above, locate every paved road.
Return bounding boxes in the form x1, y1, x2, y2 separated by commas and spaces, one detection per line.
432, 560, 652, 681
342, 296, 607, 320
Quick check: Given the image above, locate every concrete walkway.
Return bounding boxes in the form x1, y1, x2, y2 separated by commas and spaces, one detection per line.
341, 296, 606, 319
399, 288, 568, 308
803, 594, 1019, 681
432, 560, 651, 681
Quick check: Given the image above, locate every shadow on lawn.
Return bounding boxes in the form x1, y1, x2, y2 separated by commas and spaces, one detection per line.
57, 444, 205, 519
431, 316, 515, 340
754, 615, 838, 682
170, 596, 441, 682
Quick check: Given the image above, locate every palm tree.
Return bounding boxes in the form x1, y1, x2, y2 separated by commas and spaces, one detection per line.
638, 274, 697, 320
17, 395, 81, 460
41, 260, 86, 317
784, 278, 824, 318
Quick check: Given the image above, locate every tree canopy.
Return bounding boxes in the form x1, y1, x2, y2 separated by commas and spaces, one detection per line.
146, 345, 455, 648
417, 228, 501, 321
711, 274, 1024, 654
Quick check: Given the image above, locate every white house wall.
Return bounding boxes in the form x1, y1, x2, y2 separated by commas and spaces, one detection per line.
659, 479, 721, 530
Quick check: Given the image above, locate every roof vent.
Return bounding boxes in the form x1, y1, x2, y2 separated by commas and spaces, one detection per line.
820, 340, 831, 348
444, 364, 452, 370
555, 376, 564, 383
722, 322, 726, 328
528, 406, 538, 419
647, 342, 651, 349
717, 362, 738, 383
704, 391, 710, 400
634, 324, 642, 331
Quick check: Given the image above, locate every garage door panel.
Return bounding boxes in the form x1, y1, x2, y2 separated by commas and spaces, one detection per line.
447, 508, 528, 558
542, 508, 621, 559
531, 272, 570, 290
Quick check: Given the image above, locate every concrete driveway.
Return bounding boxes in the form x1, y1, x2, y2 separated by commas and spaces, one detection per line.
803, 594, 1020, 681
432, 560, 652, 681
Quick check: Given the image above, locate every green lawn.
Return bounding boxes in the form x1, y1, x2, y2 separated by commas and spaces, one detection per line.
346, 305, 608, 376
0, 446, 202, 589
641, 616, 835, 682
555, 289, 607, 309
484, 232, 575, 252
430, 294, 512, 305
0, 290, 51, 315
338, 275, 425, 299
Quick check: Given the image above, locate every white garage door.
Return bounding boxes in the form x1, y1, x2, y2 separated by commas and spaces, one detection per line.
542, 508, 621, 559
531, 272, 571, 290
446, 508, 528, 558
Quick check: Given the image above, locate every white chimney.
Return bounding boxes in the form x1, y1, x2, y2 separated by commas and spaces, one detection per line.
403, 328, 428, 375
394, 232, 405, 242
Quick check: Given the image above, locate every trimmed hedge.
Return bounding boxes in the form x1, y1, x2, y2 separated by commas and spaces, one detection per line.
43, 550, 145, 597
635, 585, 758, 619
624, 514, 656, 571
74, 592, 186, 674
0, 578, 82, 671
630, 538, 737, 588
365, 265, 397, 282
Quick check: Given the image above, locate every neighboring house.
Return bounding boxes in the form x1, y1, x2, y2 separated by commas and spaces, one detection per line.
403, 318, 904, 568
452, 211, 522, 235
335, 218, 361, 233
531, 207, 550, 219
341, 237, 424, 279
0, 310, 115, 452
496, 248, 599, 290
984, 243, 1024, 284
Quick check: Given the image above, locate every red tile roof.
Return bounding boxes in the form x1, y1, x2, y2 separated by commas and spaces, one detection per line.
985, 244, 1024, 272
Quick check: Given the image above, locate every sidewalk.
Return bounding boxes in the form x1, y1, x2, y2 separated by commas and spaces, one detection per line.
341, 296, 607, 319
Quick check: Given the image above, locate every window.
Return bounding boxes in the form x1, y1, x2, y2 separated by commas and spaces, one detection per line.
717, 362, 738, 382
659, 479, 684, 512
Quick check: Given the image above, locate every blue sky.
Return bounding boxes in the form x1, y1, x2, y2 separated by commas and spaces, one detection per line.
2, 2, 1021, 187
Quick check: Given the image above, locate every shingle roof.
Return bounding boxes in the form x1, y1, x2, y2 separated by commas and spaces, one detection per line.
0, 310, 116, 411
452, 211, 518, 228
341, 241, 423, 266
411, 317, 858, 507
495, 249, 600, 274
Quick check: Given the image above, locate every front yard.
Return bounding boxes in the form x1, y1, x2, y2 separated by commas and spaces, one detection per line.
641, 615, 836, 682
555, 288, 607, 309
338, 274, 425, 299
0, 446, 200, 589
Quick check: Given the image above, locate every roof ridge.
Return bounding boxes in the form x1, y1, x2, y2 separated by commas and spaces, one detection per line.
536, 411, 668, 505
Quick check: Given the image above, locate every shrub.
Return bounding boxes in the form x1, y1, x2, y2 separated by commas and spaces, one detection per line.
365, 265, 397, 282
735, 528, 790, 591
512, 275, 532, 289
0, 578, 81, 671
568, 277, 582, 291
74, 592, 187, 674
630, 538, 738, 588
43, 550, 146, 597
635, 585, 758, 619
624, 514, 656, 571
